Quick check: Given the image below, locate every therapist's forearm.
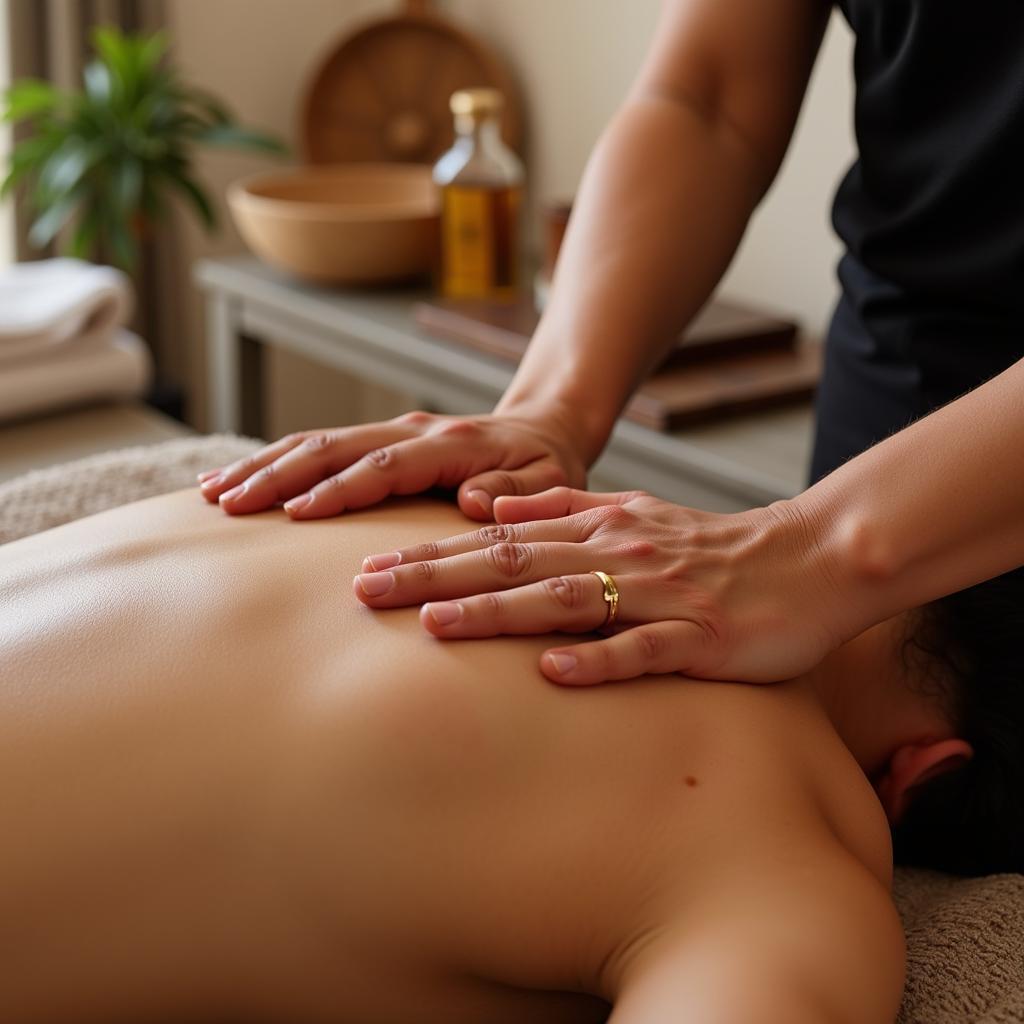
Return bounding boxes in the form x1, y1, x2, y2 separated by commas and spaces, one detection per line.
793, 356, 1024, 637
494, 89, 768, 466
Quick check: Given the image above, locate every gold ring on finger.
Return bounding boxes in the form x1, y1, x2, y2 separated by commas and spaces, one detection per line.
591, 570, 620, 628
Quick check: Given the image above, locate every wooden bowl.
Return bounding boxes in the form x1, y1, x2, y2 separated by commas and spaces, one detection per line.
227, 164, 440, 285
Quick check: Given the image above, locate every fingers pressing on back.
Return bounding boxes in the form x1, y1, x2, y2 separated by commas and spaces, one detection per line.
214, 423, 410, 515
457, 459, 570, 521
540, 620, 710, 686
284, 428, 502, 519
198, 432, 308, 504
494, 486, 644, 524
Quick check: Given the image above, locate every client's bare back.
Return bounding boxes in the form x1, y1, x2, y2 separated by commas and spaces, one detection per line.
0, 491, 902, 1023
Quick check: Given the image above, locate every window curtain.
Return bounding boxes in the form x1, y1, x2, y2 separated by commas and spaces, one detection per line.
5, 0, 174, 405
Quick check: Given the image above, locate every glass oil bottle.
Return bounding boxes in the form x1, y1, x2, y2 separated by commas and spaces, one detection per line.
432, 88, 524, 299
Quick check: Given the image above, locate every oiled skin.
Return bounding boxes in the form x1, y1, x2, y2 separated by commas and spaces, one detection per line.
0, 491, 896, 1023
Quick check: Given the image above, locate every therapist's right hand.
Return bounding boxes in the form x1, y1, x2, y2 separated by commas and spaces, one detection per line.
197, 409, 588, 522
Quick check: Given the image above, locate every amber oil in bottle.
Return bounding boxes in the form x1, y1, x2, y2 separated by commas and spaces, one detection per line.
433, 89, 524, 299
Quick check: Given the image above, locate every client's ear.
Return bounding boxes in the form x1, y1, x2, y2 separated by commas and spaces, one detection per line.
877, 739, 974, 824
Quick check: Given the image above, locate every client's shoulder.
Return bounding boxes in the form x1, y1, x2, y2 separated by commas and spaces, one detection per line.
610, 845, 905, 1024
704, 678, 897, 888
739, 677, 896, 889
805, 722, 896, 890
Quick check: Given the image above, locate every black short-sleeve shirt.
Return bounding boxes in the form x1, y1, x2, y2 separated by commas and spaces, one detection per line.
810, 1, 1024, 482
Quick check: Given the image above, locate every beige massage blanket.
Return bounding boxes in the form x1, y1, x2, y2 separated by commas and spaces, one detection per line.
1, 434, 1022, 1023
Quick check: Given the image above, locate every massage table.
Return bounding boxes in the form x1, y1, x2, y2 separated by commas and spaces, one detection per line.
1, 434, 1021, 1023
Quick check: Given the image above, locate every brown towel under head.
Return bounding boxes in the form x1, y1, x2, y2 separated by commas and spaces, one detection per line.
895, 868, 1024, 1024
2, 435, 1023, 1023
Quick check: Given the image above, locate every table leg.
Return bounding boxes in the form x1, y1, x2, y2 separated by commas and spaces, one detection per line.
206, 292, 242, 433
239, 332, 266, 440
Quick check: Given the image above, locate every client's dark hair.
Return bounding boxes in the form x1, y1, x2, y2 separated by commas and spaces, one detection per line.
891, 566, 1024, 876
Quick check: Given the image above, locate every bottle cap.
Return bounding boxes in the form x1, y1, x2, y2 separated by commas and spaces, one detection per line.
450, 88, 504, 117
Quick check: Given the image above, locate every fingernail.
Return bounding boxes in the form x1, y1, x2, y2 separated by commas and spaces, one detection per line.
356, 571, 395, 597
219, 483, 246, 503
545, 652, 577, 676
197, 469, 221, 484
468, 489, 492, 515
284, 494, 312, 514
426, 601, 463, 626
200, 472, 225, 488
364, 551, 401, 571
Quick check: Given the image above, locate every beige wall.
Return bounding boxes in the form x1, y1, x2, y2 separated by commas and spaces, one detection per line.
166, 0, 855, 435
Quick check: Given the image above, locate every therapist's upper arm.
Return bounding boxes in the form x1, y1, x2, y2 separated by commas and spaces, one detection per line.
630, 0, 832, 190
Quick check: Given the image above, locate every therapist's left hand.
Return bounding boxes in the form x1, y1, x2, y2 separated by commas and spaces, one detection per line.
353, 486, 848, 686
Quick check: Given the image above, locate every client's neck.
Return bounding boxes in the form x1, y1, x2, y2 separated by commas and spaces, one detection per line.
795, 618, 940, 780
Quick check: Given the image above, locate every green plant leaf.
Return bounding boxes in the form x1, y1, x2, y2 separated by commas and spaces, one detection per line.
91, 25, 131, 83
83, 59, 113, 105
0, 167, 18, 198
162, 170, 218, 231
91, 24, 147, 111
1, 78, 63, 122
138, 30, 170, 72
0, 166, 21, 199
181, 86, 233, 125
27, 191, 82, 249
105, 213, 136, 270
90, 24, 121, 63
111, 157, 143, 217
68, 206, 101, 259
193, 122, 289, 154
131, 89, 176, 134
66, 90, 109, 136
163, 111, 206, 136
0, 132, 63, 197
8, 25, 285, 252
38, 136, 107, 199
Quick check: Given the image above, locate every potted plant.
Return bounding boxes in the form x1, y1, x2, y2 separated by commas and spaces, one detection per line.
0, 24, 289, 270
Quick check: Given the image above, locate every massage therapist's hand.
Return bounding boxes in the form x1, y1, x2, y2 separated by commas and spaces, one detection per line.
197, 409, 587, 521
355, 486, 848, 686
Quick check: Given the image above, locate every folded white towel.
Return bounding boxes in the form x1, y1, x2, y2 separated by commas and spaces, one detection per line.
0, 257, 134, 363
0, 328, 152, 424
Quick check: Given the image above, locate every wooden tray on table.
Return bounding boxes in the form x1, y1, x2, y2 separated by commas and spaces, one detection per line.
413, 297, 819, 431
